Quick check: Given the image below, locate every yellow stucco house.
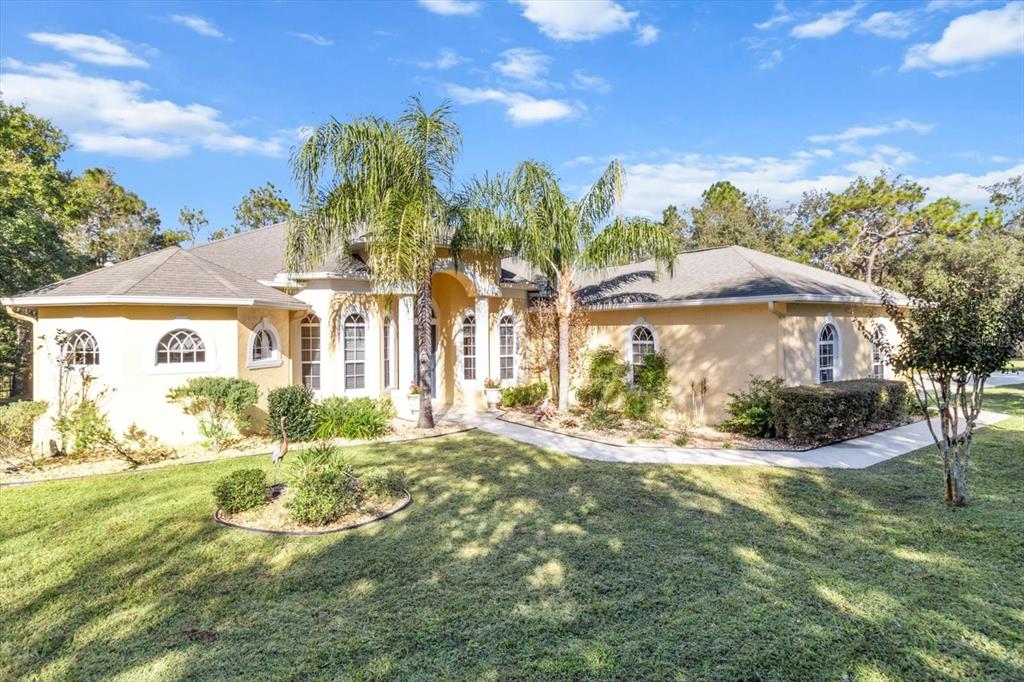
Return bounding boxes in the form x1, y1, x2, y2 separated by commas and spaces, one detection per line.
3, 222, 893, 447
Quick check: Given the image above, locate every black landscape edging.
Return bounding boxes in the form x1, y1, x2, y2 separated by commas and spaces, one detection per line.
213, 489, 412, 536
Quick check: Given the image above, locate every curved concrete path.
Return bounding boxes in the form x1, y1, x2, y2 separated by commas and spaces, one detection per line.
453, 410, 1009, 468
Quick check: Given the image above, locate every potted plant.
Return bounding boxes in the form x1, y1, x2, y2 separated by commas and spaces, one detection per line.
407, 383, 422, 417
483, 378, 502, 411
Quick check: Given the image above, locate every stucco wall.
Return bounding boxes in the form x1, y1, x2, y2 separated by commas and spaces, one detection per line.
580, 302, 890, 425
237, 307, 296, 431
33, 305, 240, 448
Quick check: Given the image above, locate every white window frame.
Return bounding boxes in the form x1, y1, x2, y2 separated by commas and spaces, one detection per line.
870, 323, 887, 379
625, 319, 658, 383
299, 313, 321, 392
497, 312, 519, 384
145, 324, 217, 375
341, 309, 368, 392
458, 311, 477, 385
246, 318, 283, 369
383, 314, 394, 391
62, 329, 101, 368
816, 320, 841, 384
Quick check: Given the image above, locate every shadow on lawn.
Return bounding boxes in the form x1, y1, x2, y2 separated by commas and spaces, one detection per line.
4, 389, 1024, 680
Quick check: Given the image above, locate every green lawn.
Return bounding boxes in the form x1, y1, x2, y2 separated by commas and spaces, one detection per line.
3, 386, 1023, 681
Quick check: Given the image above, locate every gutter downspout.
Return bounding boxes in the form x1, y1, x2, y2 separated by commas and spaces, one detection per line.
3, 305, 37, 401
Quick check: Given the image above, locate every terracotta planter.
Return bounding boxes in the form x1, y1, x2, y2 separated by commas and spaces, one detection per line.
484, 388, 502, 411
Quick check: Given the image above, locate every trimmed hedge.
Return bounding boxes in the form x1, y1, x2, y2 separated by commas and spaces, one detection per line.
500, 382, 548, 408
773, 378, 908, 445
268, 385, 317, 441
214, 469, 268, 513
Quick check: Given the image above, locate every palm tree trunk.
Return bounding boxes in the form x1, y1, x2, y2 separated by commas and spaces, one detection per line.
415, 277, 435, 429
555, 277, 574, 412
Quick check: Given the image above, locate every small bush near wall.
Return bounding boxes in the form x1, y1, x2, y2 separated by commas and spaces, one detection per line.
577, 348, 626, 407
316, 397, 392, 440
501, 382, 548, 408
722, 376, 785, 438
268, 385, 317, 441
623, 352, 671, 422
773, 379, 908, 445
167, 377, 260, 452
0, 400, 47, 464
213, 469, 268, 513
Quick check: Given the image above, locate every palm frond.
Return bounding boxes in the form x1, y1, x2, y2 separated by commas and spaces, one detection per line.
577, 159, 625, 234
580, 217, 678, 275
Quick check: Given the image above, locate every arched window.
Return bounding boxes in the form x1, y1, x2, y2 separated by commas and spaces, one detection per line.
300, 313, 320, 390
343, 312, 366, 390
462, 314, 476, 381
248, 319, 281, 368
817, 323, 837, 384
498, 314, 516, 381
63, 330, 99, 366
871, 324, 886, 379
631, 325, 656, 369
156, 329, 205, 365
383, 315, 393, 390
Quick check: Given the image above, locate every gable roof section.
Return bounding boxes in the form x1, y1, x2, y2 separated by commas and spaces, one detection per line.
3, 247, 308, 310
573, 245, 891, 309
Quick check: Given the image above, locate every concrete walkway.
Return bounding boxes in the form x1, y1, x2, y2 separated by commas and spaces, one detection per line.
451, 409, 1011, 469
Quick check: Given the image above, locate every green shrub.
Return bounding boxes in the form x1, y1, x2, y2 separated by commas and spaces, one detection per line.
673, 433, 690, 447
773, 379, 908, 445
721, 375, 785, 438
500, 382, 548, 408
361, 468, 407, 498
213, 469, 267, 513
0, 400, 47, 461
315, 397, 392, 440
585, 406, 621, 431
286, 444, 360, 525
167, 377, 259, 452
55, 398, 113, 454
288, 441, 349, 481
268, 385, 317, 441
577, 348, 626, 407
623, 352, 671, 423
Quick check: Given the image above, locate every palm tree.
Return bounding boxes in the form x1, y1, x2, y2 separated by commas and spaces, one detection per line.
454, 159, 678, 411
288, 97, 461, 428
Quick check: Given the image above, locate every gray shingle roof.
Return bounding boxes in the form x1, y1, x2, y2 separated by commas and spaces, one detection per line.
6, 247, 307, 309
572, 246, 890, 308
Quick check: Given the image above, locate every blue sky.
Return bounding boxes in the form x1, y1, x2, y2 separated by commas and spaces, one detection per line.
1, 0, 1022, 239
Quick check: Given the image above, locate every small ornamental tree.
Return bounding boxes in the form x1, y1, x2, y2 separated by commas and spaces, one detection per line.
869, 238, 1024, 507
167, 377, 260, 452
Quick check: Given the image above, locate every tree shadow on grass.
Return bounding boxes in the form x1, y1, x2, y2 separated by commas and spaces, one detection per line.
2, 422, 1023, 680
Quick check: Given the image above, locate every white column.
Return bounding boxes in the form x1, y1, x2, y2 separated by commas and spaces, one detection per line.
475, 297, 490, 384
397, 296, 415, 411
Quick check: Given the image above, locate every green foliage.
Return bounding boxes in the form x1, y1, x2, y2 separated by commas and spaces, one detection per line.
585, 406, 621, 431
361, 468, 407, 498
233, 182, 295, 233
54, 397, 113, 454
213, 469, 267, 514
687, 181, 790, 256
316, 397, 393, 440
167, 377, 259, 452
773, 379, 908, 445
0, 400, 47, 460
177, 205, 208, 246
673, 433, 690, 447
500, 382, 548, 408
268, 385, 318, 441
623, 352, 671, 422
285, 443, 360, 525
721, 375, 785, 438
577, 348, 626, 407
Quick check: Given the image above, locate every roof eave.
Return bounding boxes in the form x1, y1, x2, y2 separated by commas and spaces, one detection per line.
1, 295, 309, 311
579, 293, 895, 312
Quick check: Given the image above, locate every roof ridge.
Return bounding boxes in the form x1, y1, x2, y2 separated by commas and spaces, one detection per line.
189, 221, 288, 251
25, 246, 179, 295
728, 245, 800, 296
109, 248, 180, 295
176, 249, 251, 298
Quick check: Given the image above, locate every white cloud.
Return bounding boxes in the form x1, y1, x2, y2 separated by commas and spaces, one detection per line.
417, 48, 467, 70
0, 60, 286, 159
925, 0, 983, 12
791, 3, 863, 39
289, 32, 333, 47
614, 148, 1021, 217
571, 70, 612, 93
903, 2, 1024, 72
759, 50, 784, 69
417, 0, 481, 16
445, 84, 578, 125
169, 15, 224, 38
755, 2, 795, 30
808, 119, 933, 143
858, 11, 913, 39
27, 33, 148, 67
513, 0, 636, 41
492, 48, 550, 84
634, 24, 660, 46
